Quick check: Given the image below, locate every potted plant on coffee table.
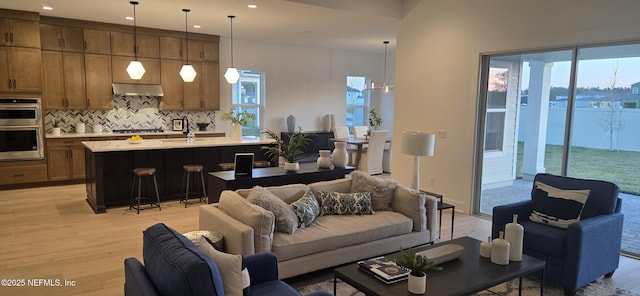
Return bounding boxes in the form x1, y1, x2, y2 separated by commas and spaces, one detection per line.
261, 128, 312, 171
396, 248, 442, 294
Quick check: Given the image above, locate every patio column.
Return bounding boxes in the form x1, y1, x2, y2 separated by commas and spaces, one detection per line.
521, 61, 552, 181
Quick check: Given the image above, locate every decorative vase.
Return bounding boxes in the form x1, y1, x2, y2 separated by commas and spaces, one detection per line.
286, 115, 296, 133
317, 150, 332, 168
51, 127, 61, 136
231, 124, 242, 140
75, 122, 85, 134
332, 142, 348, 168
480, 236, 492, 258
505, 214, 524, 261
284, 162, 299, 172
323, 114, 332, 132
407, 272, 426, 294
491, 231, 510, 265
93, 124, 103, 133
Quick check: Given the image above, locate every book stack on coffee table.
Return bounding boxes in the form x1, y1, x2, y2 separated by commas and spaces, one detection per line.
357, 256, 410, 284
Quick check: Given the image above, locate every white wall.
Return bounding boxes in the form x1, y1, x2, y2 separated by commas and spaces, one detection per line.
394, 0, 640, 213
215, 38, 394, 136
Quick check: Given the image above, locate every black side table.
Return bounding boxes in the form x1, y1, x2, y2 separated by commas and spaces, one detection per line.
421, 190, 455, 240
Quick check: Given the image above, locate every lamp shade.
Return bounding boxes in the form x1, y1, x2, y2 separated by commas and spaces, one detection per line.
126, 60, 145, 80
225, 67, 240, 84
180, 64, 197, 82
401, 131, 435, 156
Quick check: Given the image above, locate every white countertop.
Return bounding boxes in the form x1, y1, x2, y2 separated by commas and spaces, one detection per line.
45, 130, 225, 139
82, 136, 276, 152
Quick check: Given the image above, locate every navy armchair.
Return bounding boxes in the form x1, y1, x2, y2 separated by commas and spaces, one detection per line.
492, 173, 623, 296
124, 223, 332, 296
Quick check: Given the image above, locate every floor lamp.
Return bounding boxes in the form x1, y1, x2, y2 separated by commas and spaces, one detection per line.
401, 131, 436, 191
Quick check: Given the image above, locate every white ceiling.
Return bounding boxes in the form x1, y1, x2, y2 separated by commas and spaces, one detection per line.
0, 0, 408, 53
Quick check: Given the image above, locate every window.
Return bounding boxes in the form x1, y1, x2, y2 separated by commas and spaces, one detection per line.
231, 70, 263, 137
346, 76, 369, 130
484, 66, 509, 151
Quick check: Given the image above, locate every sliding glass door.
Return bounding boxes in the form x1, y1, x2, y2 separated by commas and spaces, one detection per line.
475, 43, 640, 257
477, 50, 572, 215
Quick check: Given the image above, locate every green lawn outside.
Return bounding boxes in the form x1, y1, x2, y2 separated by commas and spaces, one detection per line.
516, 142, 640, 195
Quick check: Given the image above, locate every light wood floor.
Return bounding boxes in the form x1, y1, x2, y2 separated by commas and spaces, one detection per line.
0, 184, 638, 295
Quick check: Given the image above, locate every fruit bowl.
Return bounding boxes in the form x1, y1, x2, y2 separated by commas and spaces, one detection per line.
126, 135, 143, 144
127, 139, 143, 144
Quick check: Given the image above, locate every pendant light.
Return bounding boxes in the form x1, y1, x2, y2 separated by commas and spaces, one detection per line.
126, 1, 145, 80
224, 15, 240, 84
179, 8, 197, 82
365, 41, 394, 93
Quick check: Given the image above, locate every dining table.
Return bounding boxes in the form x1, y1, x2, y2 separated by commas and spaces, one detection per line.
330, 137, 392, 170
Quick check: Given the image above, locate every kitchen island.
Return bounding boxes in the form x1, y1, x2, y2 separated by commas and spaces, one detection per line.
83, 136, 276, 213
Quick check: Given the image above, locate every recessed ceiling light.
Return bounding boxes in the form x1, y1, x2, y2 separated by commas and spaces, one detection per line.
42, 5, 53, 11
192, 25, 201, 29
125, 16, 134, 20
248, 4, 257, 8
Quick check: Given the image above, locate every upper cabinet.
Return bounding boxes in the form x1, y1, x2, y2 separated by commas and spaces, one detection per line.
111, 31, 159, 58
0, 18, 40, 48
160, 37, 182, 60
112, 55, 160, 84
0, 46, 42, 93
83, 29, 111, 54
187, 40, 218, 63
40, 24, 83, 52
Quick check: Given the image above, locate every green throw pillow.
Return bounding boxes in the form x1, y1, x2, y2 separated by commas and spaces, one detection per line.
318, 191, 373, 215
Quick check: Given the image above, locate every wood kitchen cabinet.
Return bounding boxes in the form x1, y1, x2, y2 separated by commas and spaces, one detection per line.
187, 40, 218, 62
160, 60, 219, 111
0, 46, 42, 93
112, 55, 160, 84
201, 62, 220, 110
159, 59, 183, 110
47, 138, 87, 181
0, 18, 40, 48
111, 31, 159, 58
0, 160, 48, 186
85, 54, 113, 110
40, 24, 83, 52
83, 29, 111, 54
160, 36, 182, 60
42, 51, 86, 109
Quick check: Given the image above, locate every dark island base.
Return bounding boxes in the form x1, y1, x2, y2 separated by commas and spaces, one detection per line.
85, 144, 275, 214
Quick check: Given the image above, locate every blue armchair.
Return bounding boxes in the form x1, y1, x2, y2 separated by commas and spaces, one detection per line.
492, 173, 623, 296
124, 223, 332, 296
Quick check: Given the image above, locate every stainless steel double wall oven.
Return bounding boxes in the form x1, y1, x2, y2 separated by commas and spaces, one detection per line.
0, 98, 44, 161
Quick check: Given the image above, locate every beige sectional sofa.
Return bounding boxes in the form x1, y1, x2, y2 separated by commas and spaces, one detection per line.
199, 175, 438, 279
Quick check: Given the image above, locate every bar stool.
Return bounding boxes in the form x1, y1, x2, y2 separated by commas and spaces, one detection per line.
181, 164, 207, 207
218, 162, 235, 171
129, 167, 161, 214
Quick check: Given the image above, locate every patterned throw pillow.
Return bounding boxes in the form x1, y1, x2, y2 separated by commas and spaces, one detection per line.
529, 181, 590, 229
318, 191, 373, 216
290, 190, 320, 228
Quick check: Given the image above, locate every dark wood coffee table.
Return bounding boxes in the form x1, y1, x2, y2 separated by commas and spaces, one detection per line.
334, 236, 545, 296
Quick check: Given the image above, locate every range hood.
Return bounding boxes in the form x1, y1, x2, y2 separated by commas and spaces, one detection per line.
112, 83, 164, 97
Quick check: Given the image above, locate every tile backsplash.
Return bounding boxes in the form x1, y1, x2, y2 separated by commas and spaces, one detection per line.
44, 95, 217, 133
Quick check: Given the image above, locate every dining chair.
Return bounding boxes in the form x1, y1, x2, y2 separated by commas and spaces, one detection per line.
359, 130, 387, 175
353, 126, 368, 138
